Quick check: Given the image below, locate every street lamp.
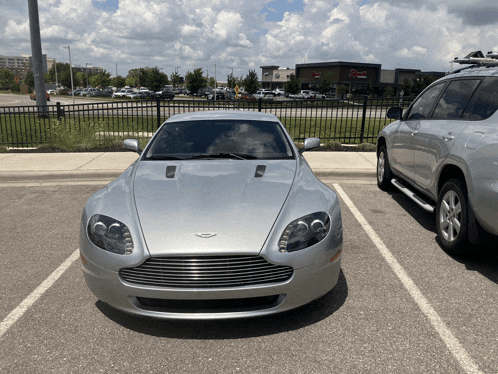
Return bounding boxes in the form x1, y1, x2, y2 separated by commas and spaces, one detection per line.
64, 46, 74, 104
86, 62, 91, 87
115, 62, 118, 78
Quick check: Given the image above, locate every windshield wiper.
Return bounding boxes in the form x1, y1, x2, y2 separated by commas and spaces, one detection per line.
147, 155, 184, 160
187, 153, 258, 160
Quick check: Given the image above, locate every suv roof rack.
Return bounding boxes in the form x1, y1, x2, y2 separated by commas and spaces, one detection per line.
452, 50, 498, 67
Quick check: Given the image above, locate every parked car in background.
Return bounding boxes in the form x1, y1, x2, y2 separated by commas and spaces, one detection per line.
113, 88, 135, 98
79, 110, 343, 319
377, 51, 498, 253
87, 88, 103, 97
289, 92, 304, 99
30, 91, 50, 101
101, 87, 114, 97
156, 87, 175, 100
273, 88, 286, 96
207, 89, 225, 100
254, 89, 274, 100
312, 91, 326, 99
300, 90, 314, 99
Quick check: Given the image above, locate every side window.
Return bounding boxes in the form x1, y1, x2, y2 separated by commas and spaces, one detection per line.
432, 79, 481, 120
462, 77, 498, 120
406, 83, 445, 120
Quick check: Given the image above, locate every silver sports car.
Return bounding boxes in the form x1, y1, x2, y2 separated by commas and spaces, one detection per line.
80, 110, 343, 319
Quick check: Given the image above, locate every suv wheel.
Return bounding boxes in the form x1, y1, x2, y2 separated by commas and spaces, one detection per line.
436, 179, 469, 253
377, 145, 393, 190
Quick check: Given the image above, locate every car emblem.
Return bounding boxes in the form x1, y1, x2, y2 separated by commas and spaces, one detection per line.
195, 233, 217, 238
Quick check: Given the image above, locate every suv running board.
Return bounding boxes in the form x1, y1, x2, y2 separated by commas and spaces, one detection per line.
391, 179, 435, 213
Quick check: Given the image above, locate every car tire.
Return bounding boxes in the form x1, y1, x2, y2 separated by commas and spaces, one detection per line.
436, 179, 469, 254
377, 145, 393, 191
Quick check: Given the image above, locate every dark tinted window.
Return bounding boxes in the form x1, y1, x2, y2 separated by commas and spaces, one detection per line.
462, 76, 498, 120
406, 82, 445, 120
432, 79, 481, 120
145, 119, 294, 160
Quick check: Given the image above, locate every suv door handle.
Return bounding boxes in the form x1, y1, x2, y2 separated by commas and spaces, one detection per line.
443, 135, 455, 141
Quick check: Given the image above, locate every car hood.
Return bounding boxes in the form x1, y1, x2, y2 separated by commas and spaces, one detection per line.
133, 159, 296, 255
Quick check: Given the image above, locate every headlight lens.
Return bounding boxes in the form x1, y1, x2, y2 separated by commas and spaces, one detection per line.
279, 212, 330, 252
87, 215, 134, 255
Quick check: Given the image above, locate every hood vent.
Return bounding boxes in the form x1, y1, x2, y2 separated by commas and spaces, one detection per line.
255, 165, 266, 178
166, 165, 177, 179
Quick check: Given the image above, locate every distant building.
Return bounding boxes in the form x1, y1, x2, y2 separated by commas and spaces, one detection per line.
260, 66, 296, 90
0, 54, 47, 79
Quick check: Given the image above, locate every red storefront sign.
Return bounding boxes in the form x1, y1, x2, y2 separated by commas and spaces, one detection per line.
311, 71, 321, 79
349, 69, 367, 78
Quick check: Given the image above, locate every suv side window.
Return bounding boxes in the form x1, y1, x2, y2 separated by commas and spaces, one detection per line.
462, 76, 498, 120
405, 82, 445, 120
432, 79, 481, 120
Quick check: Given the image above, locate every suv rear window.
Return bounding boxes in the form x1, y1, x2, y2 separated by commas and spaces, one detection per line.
462, 76, 498, 121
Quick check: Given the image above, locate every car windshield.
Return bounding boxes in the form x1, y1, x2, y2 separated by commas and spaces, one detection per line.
144, 119, 294, 160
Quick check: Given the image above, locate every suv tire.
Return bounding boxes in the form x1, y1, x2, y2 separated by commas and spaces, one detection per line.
436, 178, 469, 253
377, 145, 393, 191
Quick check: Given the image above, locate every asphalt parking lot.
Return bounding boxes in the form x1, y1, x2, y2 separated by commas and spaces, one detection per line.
1, 173, 498, 373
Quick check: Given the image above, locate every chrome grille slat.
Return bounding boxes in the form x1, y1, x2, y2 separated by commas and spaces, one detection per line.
119, 255, 293, 288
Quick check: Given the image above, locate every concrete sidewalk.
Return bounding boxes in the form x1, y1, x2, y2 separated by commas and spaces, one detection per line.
0, 151, 377, 180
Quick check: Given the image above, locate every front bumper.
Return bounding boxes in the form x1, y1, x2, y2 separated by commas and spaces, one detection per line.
80, 247, 342, 320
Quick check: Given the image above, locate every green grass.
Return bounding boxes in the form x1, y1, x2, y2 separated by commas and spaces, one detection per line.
0, 111, 395, 149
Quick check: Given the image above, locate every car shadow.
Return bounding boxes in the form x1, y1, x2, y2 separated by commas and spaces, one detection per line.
95, 269, 348, 339
388, 190, 436, 232
388, 190, 498, 285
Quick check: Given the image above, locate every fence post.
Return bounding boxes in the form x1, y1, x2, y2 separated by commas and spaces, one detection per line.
156, 97, 161, 130
258, 98, 262, 112
360, 95, 368, 144
56, 101, 62, 120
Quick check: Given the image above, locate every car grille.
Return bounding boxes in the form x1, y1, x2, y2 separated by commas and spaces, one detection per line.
119, 255, 294, 288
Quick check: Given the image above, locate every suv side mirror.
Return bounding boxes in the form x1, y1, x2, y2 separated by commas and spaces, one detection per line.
299, 137, 320, 154
124, 139, 141, 154
387, 107, 402, 120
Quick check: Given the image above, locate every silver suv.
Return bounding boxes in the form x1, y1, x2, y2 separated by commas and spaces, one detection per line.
377, 51, 498, 253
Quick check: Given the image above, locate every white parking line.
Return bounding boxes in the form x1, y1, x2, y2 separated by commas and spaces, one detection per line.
0, 249, 79, 340
333, 184, 483, 374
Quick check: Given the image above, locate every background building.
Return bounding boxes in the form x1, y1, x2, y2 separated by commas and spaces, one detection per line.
0, 54, 47, 79
260, 66, 295, 90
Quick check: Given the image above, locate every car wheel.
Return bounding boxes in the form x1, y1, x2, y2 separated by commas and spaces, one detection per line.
436, 179, 469, 253
377, 145, 393, 191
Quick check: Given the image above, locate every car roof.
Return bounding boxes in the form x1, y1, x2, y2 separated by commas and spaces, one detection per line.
165, 110, 281, 123
446, 65, 498, 79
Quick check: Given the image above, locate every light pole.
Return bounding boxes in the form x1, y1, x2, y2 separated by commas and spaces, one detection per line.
54, 58, 58, 92
64, 46, 74, 104
86, 62, 91, 87
115, 63, 118, 78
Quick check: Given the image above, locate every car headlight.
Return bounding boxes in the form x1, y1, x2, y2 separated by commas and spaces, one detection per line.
278, 212, 330, 252
87, 215, 134, 255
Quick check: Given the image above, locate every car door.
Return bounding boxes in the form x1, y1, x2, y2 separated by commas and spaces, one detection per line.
390, 82, 446, 181
411, 78, 481, 191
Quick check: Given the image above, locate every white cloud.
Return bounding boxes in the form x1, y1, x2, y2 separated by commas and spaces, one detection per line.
2, 0, 498, 81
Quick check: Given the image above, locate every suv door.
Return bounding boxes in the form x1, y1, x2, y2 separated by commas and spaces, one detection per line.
411, 78, 481, 191
390, 82, 445, 180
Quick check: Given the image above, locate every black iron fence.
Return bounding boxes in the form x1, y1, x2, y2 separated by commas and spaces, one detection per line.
0, 96, 414, 148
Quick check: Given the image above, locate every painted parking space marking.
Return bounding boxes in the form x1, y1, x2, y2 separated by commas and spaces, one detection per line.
0, 250, 79, 340
333, 184, 483, 374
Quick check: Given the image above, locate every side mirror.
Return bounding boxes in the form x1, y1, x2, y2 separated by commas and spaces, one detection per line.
299, 137, 320, 154
124, 139, 141, 154
386, 107, 402, 120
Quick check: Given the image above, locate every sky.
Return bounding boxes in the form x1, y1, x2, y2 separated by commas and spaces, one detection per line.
1, 0, 498, 81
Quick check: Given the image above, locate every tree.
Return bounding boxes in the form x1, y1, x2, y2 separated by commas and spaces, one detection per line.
90, 70, 111, 88
383, 86, 394, 98
0, 68, 15, 90
317, 72, 335, 94
45, 62, 77, 88
23, 71, 35, 89
227, 74, 239, 89
208, 77, 216, 88
185, 68, 208, 95
286, 74, 301, 95
111, 75, 126, 89
242, 70, 259, 94
170, 72, 182, 87
402, 78, 413, 96
337, 84, 348, 99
